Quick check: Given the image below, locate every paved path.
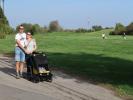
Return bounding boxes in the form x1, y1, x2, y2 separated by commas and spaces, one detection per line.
0, 56, 123, 100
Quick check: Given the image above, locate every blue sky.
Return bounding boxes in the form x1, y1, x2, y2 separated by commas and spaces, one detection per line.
4, 0, 133, 29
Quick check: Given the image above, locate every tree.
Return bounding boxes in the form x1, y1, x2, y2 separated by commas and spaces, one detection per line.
114, 23, 126, 35
0, 6, 8, 25
2, 0, 4, 14
49, 20, 62, 32
32, 24, 41, 34
126, 22, 133, 35
0, 6, 14, 39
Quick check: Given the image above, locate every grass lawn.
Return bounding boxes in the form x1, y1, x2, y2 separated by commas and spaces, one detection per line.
0, 29, 133, 99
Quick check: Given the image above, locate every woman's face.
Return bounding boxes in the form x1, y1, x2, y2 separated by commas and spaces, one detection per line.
26, 34, 32, 39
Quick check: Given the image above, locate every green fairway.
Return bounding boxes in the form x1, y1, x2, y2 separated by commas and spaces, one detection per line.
0, 29, 133, 99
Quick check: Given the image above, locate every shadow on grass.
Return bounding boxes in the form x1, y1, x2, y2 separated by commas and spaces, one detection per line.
47, 52, 133, 85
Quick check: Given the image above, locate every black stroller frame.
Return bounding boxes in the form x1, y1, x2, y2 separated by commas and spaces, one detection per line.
26, 52, 53, 83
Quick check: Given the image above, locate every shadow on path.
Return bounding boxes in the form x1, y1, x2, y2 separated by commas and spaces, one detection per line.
0, 52, 133, 87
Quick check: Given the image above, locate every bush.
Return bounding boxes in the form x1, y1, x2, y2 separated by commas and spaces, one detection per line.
92, 25, 103, 31
0, 24, 15, 39
0, 33, 6, 39
75, 28, 92, 33
109, 31, 115, 35
0, 24, 15, 34
0, 24, 15, 35
0, 28, 6, 39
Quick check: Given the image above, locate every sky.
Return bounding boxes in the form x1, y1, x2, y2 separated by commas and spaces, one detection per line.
4, 0, 133, 29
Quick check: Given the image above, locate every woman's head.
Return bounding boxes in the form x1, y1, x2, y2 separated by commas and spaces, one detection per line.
26, 32, 32, 39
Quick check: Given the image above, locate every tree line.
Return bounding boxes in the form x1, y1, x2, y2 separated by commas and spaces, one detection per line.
19, 21, 132, 35
16, 21, 110, 34
16, 20, 63, 35
110, 22, 133, 35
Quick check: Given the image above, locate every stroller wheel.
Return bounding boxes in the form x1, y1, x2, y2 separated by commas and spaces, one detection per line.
31, 79, 38, 83
31, 74, 40, 83
32, 78, 40, 83
46, 74, 53, 82
46, 79, 52, 82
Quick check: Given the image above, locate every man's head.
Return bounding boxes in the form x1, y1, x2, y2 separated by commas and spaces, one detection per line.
18, 25, 24, 33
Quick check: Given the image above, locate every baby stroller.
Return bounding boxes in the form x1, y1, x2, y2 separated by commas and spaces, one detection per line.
26, 52, 53, 83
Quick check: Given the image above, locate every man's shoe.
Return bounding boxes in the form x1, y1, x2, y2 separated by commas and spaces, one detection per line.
20, 73, 23, 78
16, 75, 20, 79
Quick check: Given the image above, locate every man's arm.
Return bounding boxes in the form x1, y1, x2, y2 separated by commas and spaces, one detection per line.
16, 40, 25, 51
16, 40, 30, 54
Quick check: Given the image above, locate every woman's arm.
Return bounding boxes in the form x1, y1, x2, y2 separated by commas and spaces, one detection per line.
29, 39, 37, 54
33, 39, 37, 51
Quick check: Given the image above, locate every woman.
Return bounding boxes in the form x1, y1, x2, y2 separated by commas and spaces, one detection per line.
25, 32, 37, 76
25, 32, 37, 54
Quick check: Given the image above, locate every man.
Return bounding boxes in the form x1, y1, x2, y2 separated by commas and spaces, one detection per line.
15, 25, 27, 79
123, 32, 126, 39
102, 33, 105, 39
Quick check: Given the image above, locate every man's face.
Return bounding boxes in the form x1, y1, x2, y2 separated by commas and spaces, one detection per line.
19, 28, 24, 33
